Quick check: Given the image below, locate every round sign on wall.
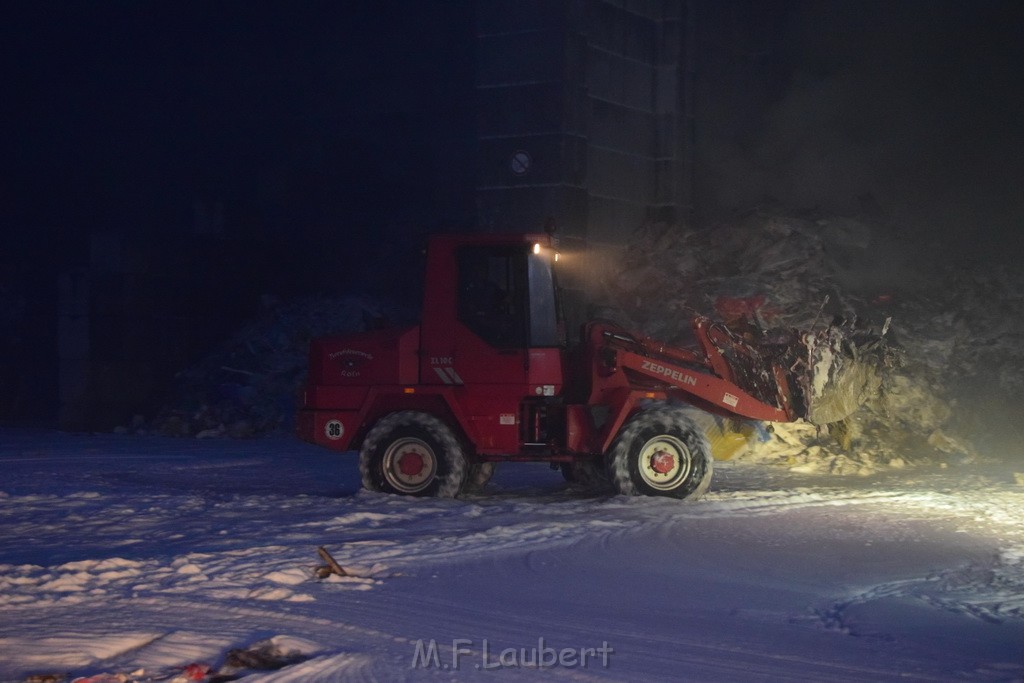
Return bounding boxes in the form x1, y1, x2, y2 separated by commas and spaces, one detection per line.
510, 150, 531, 176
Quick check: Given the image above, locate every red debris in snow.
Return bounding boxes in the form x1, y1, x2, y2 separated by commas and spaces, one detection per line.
180, 663, 211, 680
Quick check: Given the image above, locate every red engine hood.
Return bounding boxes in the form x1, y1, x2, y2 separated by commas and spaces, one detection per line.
307, 325, 420, 386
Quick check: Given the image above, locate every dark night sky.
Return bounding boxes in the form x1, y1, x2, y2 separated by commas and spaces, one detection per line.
2, 1, 475, 288
3, 0, 1023, 272
696, 0, 1024, 263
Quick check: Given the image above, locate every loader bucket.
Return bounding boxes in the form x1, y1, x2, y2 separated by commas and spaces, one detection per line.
680, 409, 758, 461
709, 427, 757, 461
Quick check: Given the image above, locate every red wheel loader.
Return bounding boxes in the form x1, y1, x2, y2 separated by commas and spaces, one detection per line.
297, 232, 888, 500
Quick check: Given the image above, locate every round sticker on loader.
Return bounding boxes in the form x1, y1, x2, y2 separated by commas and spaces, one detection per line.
325, 420, 345, 441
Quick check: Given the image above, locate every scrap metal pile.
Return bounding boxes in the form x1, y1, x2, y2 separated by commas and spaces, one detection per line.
602, 208, 1020, 473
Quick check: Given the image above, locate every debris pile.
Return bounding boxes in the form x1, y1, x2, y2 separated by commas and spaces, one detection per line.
142, 296, 403, 438
602, 208, 1021, 472
44, 636, 317, 683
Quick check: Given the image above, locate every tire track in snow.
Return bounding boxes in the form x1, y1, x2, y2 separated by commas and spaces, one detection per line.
3, 481, 1019, 601
807, 486, 1024, 628
6, 434, 1024, 680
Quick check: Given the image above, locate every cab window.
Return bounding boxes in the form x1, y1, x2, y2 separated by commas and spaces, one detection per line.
457, 246, 526, 348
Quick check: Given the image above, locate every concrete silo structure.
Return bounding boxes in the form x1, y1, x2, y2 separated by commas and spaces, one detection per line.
475, 0, 694, 244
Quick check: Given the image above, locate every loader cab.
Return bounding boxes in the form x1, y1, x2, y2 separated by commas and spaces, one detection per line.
455, 244, 561, 350
420, 234, 565, 398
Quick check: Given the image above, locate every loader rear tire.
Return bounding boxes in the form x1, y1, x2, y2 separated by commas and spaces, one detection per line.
359, 411, 467, 498
608, 406, 713, 500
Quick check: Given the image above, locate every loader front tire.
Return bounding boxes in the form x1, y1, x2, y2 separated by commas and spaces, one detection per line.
359, 411, 467, 498
608, 406, 713, 500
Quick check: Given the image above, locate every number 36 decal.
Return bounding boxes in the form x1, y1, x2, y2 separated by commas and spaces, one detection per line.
325, 420, 345, 440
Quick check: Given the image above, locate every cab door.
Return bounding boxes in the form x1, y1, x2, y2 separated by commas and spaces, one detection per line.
419, 240, 562, 452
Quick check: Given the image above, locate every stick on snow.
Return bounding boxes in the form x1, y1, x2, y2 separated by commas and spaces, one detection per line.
316, 545, 348, 577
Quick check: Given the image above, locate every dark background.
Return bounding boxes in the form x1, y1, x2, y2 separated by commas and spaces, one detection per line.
2, 0, 1022, 426
694, 0, 1024, 260
2, 2, 476, 293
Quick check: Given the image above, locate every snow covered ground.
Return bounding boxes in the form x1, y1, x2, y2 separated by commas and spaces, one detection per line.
5, 210, 1023, 680
3, 428, 1024, 681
